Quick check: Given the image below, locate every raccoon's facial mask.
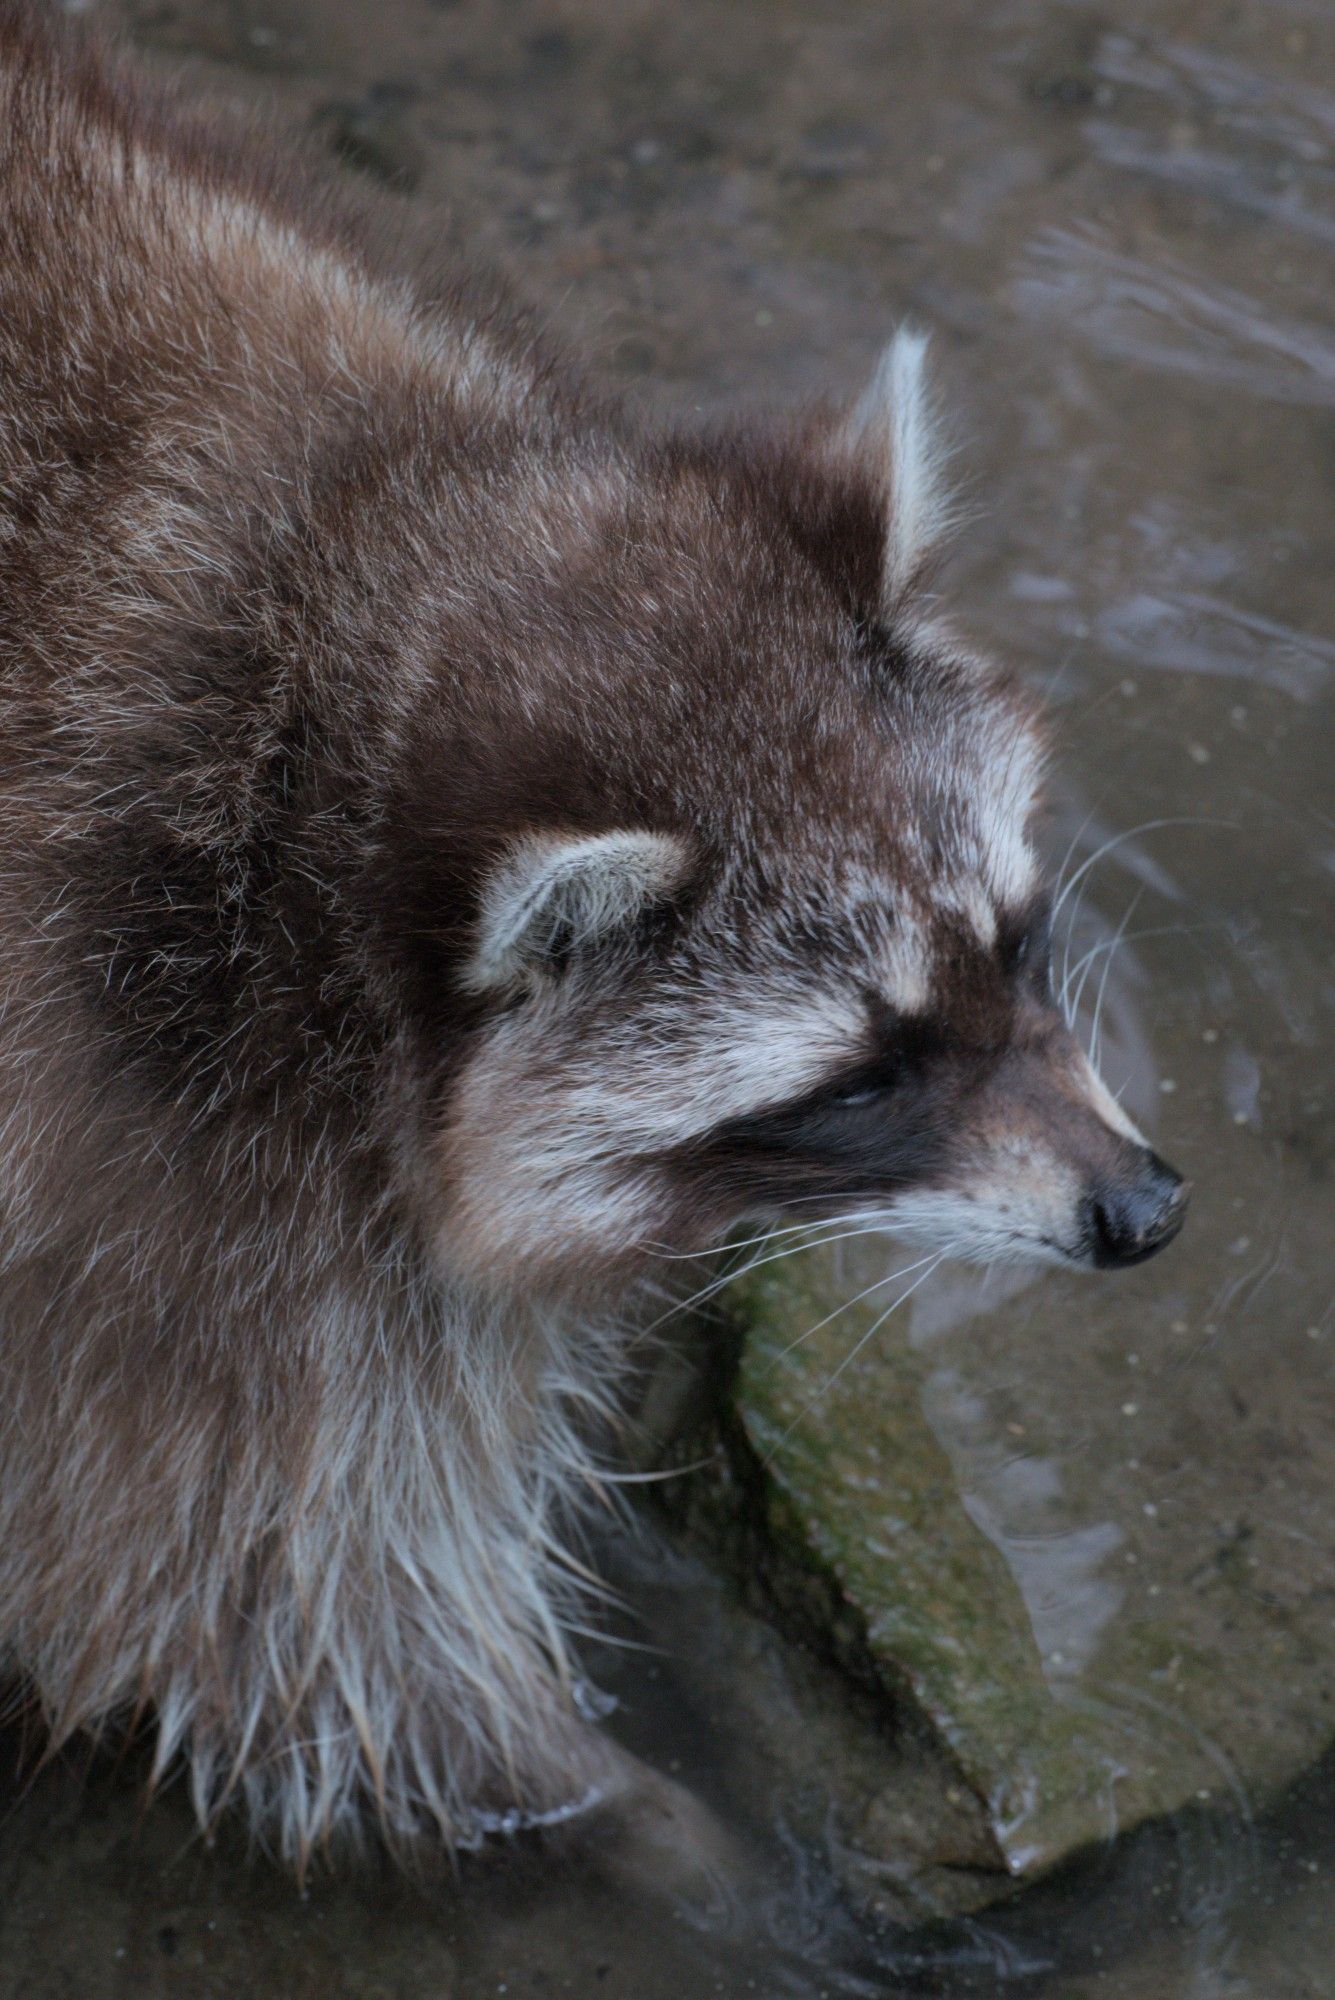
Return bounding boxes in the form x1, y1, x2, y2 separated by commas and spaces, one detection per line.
446, 841, 1185, 1286
689, 907, 1188, 1273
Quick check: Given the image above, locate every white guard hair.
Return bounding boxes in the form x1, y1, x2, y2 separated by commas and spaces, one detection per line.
846, 326, 954, 610
466, 829, 689, 993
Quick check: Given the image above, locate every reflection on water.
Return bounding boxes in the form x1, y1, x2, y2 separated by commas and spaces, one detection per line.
1016, 222, 1335, 401
7, 0, 1332, 1993
928, 1373, 1128, 1687
572, 1535, 1335, 1998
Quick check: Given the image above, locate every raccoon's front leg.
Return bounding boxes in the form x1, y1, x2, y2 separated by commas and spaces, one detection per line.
0, 1306, 629, 1870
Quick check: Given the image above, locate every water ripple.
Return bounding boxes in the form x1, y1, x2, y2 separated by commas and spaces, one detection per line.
1014, 223, 1335, 404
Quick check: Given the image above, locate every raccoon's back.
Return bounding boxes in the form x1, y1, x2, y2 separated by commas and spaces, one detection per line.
0, 7, 443, 1283
0, 1, 551, 698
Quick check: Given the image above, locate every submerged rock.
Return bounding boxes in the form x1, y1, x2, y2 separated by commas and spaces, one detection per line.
655, 1218, 1335, 1906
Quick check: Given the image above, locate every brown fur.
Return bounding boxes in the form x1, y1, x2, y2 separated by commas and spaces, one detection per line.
0, 3, 1183, 1870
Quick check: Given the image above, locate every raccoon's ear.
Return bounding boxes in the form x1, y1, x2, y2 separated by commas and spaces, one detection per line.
465, 830, 690, 994
840, 327, 954, 611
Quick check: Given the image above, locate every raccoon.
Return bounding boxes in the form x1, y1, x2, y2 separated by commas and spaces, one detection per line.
0, 5, 1185, 1871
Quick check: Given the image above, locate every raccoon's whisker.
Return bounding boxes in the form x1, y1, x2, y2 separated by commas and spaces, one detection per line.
1051, 815, 1233, 925
1065, 887, 1142, 1033
760, 1254, 947, 1463
593, 1458, 714, 1485
1053, 820, 1154, 927
1058, 878, 1101, 1025
764, 1251, 943, 1367
1054, 809, 1099, 1001
1065, 901, 1142, 1038
763, 1190, 906, 1215
1062, 927, 1140, 1019
1053, 809, 1097, 905
1060, 919, 1117, 1021
1087, 888, 1143, 1073
1060, 919, 1222, 1026
645, 1216, 904, 1332
644, 1236, 829, 1332
645, 1207, 904, 1306
1057, 835, 1162, 1023
648, 1207, 893, 1263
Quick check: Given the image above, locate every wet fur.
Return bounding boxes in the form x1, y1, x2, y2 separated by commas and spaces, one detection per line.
0, 4, 1174, 1871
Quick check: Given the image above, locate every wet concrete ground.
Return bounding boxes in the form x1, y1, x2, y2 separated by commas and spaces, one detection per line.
3, 0, 1333, 1992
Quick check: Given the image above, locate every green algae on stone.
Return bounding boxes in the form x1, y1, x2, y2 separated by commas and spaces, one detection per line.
724, 1256, 1107, 1873
719, 1243, 1334, 1879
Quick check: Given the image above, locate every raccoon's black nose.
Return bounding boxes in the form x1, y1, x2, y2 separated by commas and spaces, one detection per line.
1087, 1152, 1189, 1268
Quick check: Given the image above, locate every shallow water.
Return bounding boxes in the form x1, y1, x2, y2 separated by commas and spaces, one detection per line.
4, 0, 1333, 1992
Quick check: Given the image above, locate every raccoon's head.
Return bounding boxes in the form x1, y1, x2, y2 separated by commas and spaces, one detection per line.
415, 333, 1187, 1296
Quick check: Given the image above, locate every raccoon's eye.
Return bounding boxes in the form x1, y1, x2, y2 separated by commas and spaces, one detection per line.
1001, 900, 1055, 994
831, 1085, 888, 1109
828, 1056, 902, 1108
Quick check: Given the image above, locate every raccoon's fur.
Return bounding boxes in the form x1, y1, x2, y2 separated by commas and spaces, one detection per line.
0, 5, 1186, 1870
